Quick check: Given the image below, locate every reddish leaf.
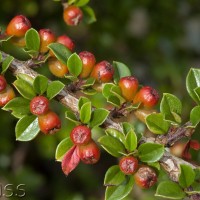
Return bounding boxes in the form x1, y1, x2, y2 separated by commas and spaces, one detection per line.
61, 145, 80, 175
189, 140, 200, 150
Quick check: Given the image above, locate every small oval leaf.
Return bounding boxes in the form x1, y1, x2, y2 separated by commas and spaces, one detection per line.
47, 81, 65, 100
33, 75, 48, 95
67, 53, 82, 77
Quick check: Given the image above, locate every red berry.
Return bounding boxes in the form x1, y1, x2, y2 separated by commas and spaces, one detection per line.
134, 166, 157, 189
119, 156, 138, 175
118, 76, 139, 101
30, 96, 49, 115
79, 51, 96, 78
133, 86, 159, 108
63, 5, 83, 26
39, 29, 56, 53
38, 110, 61, 134
70, 125, 91, 145
48, 58, 68, 77
78, 140, 100, 164
0, 75, 7, 92
90, 61, 114, 83
0, 85, 15, 107
6, 15, 31, 37
56, 35, 75, 52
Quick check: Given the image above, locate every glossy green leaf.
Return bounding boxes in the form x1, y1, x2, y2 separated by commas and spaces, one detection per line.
3, 97, 30, 118
147, 162, 160, 170
13, 79, 36, 100
155, 181, 186, 199
105, 128, 125, 144
138, 143, 164, 163
190, 106, 200, 127
15, 115, 40, 141
78, 96, 90, 111
76, 0, 89, 7
82, 6, 96, 24
47, 81, 65, 100
102, 83, 115, 99
160, 93, 182, 124
179, 164, 195, 188
125, 129, 137, 152
98, 135, 126, 157
55, 137, 74, 162
80, 102, 91, 124
17, 74, 34, 85
81, 77, 95, 88
2, 55, 14, 74
33, 75, 48, 95
122, 122, 134, 135
113, 61, 131, 84
105, 176, 134, 200
110, 85, 125, 102
89, 108, 109, 128
82, 88, 97, 95
104, 165, 126, 186
25, 28, 40, 52
107, 95, 121, 107
67, 53, 82, 77
146, 113, 170, 134
65, 111, 79, 124
186, 68, 200, 104
48, 43, 71, 65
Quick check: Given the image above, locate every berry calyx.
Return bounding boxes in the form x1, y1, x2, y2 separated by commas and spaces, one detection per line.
118, 76, 139, 101
0, 85, 15, 107
78, 140, 100, 164
119, 156, 138, 175
133, 86, 159, 108
30, 96, 49, 115
79, 51, 96, 78
70, 125, 91, 145
39, 29, 56, 53
6, 15, 31, 37
63, 5, 83, 26
38, 110, 61, 134
90, 61, 114, 83
134, 165, 157, 189
0, 75, 7, 92
48, 58, 68, 77
56, 35, 75, 52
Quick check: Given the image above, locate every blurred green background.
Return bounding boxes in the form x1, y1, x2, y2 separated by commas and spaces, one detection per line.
0, 0, 200, 199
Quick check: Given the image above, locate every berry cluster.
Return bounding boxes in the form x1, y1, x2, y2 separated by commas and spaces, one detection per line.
0, 75, 15, 107
30, 96, 61, 134
70, 125, 100, 164
119, 156, 157, 189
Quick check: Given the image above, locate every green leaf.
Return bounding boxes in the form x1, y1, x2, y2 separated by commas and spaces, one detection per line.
17, 74, 34, 85
160, 93, 182, 124
47, 81, 65, 100
186, 68, 200, 104
75, 0, 89, 7
102, 83, 115, 98
190, 106, 200, 127
15, 115, 40, 141
3, 97, 30, 118
98, 135, 126, 157
105, 128, 125, 144
146, 113, 170, 134
80, 102, 91, 124
55, 137, 74, 161
82, 88, 97, 95
179, 164, 195, 188
122, 122, 134, 135
65, 111, 79, 124
2, 55, 14, 74
104, 165, 126, 186
107, 95, 121, 107
125, 129, 137, 152
13, 79, 36, 100
138, 143, 164, 163
78, 96, 90, 111
113, 61, 131, 84
67, 53, 82, 77
89, 108, 109, 128
188, 182, 200, 195
25, 28, 40, 52
82, 6, 96, 24
147, 162, 160, 170
105, 176, 134, 200
81, 77, 95, 88
155, 181, 186, 199
33, 75, 48, 95
48, 43, 72, 65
